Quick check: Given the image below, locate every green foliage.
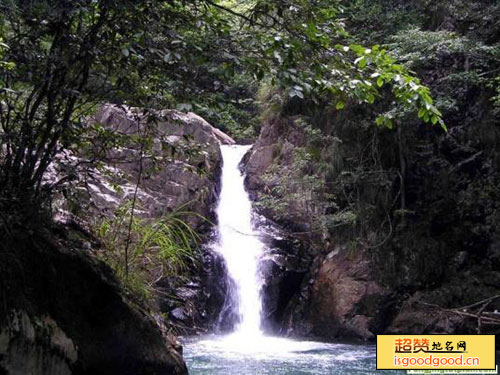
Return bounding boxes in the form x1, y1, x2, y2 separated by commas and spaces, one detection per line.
254, 0, 500, 263
183, 72, 259, 141
255, 82, 285, 123
389, 27, 500, 121
342, 0, 424, 44
255, 120, 352, 235
389, 28, 499, 73
95, 201, 200, 302
0, 39, 13, 72
343, 43, 445, 129
0, 0, 445, 216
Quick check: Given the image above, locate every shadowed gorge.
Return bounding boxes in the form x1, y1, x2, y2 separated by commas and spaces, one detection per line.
1, 0, 499, 374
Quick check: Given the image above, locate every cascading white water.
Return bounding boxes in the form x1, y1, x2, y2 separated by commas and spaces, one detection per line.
214, 145, 264, 338
183, 144, 377, 373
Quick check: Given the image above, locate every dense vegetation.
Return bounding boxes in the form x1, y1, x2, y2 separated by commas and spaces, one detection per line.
254, 0, 500, 244
0, 0, 445, 213
0, 0, 449, 308
245, 0, 500, 337
262, 0, 499, 268
1, 0, 499, 352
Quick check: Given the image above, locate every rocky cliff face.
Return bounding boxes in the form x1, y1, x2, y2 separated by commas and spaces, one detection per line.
52, 104, 234, 226
46, 104, 236, 334
243, 117, 390, 341
240, 0, 500, 344
243, 107, 500, 342
0, 223, 187, 375
0, 105, 235, 374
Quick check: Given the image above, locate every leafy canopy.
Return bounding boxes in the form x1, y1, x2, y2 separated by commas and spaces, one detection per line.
0, 0, 444, 207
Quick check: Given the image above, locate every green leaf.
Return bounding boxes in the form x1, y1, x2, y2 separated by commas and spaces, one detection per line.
358, 57, 367, 69
349, 44, 365, 54
336, 101, 345, 110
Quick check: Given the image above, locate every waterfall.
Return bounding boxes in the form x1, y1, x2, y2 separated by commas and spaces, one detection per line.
184, 144, 374, 369
184, 144, 376, 374
213, 144, 264, 338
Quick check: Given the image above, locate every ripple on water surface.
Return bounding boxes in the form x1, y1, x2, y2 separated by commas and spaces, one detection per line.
183, 334, 397, 375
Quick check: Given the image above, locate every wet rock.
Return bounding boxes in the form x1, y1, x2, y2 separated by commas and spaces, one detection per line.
175, 287, 198, 301
257, 220, 313, 334
46, 104, 236, 337
301, 249, 386, 341
171, 308, 189, 322
155, 244, 238, 334
0, 226, 187, 375
241, 44, 500, 342
0, 311, 77, 375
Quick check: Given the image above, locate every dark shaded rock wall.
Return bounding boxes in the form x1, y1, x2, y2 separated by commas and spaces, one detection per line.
47, 104, 236, 334
243, 101, 500, 342
241, 0, 500, 340
0, 224, 187, 375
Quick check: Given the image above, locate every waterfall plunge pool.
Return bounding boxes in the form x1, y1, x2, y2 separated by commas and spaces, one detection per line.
186, 145, 393, 374
182, 333, 387, 375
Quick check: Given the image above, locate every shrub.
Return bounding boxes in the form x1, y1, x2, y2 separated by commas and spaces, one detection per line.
95, 201, 201, 302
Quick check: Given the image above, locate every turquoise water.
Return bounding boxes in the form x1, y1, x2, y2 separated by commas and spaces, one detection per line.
183, 334, 392, 375
184, 147, 395, 375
